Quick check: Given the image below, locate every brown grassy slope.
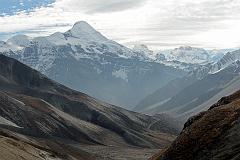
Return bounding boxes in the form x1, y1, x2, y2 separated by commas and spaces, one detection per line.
0, 129, 98, 160
151, 90, 240, 160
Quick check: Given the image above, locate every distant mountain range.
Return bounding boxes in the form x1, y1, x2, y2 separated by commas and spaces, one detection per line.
0, 21, 187, 109
0, 20, 239, 114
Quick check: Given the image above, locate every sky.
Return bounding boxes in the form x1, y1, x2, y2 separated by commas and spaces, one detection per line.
0, 0, 240, 50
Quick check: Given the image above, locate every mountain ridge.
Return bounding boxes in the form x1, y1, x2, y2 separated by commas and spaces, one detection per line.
0, 21, 186, 109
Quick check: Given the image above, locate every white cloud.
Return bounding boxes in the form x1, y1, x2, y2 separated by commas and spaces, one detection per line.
0, 0, 240, 49
54, 0, 146, 13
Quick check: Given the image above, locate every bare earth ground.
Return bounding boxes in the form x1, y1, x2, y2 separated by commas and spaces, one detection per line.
0, 129, 162, 160
74, 145, 161, 160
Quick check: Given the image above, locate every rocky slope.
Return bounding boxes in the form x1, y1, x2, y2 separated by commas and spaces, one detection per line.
134, 76, 197, 113
0, 54, 179, 159
151, 90, 240, 160
0, 128, 98, 160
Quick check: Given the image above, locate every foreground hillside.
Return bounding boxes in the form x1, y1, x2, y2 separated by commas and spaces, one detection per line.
0, 128, 98, 160
151, 90, 240, 160
0, 54, 179, 159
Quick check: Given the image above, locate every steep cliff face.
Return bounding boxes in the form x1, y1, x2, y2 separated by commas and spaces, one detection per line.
151, 90, 240, 160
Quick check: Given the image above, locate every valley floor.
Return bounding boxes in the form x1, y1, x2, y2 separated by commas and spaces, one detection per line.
0, 128, 162, 160
74, 145, 161, 160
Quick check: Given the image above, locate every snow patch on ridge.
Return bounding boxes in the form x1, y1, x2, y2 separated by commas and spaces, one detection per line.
112, 69, 128, 82
0, 116, 21, 128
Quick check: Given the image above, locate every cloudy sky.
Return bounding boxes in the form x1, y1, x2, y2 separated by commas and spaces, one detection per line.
0, 0, 240, 49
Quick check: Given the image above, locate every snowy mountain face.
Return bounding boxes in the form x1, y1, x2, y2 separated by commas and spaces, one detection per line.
188, 49, 240, 79
1, 21, 137, 74
210, 49, 240, 73
152, 47, 211, 72
153, 47, 236, 77
166, 46, 210, 64
155, 48, 230, 64
7, 34, 31, 47
132, 44, 155, 60
46, 21, 134, 58
0, 21, 185, 109
0, 40, 23, 52
131, 45, 211, 72
208, 49, 225, 62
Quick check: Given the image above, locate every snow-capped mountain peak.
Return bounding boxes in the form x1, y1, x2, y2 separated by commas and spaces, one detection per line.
72, 21, 97, 34
46, 32, 66, 45
168, 46, 210, 64
132, 44, 155, 60
65, 21, 108, 42
7, 34, 31, 47
0, 21, 138, 72
133, 44, 152, 54
49, 32, 65, 40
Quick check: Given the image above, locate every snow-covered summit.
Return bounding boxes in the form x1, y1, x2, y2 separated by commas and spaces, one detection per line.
72, 21, 95, 32
1, 20, 137, 70
64, 21, 108, 42
132, 44, 155, 60
2, 21, 233, 70
0, 39, 24, 52
133, 44, 152, 53
133, 44, 152, 54
44, 21, 107, 45
167, 46, 210, 64
7, 35, 31, 47
2, 21, 134, 58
